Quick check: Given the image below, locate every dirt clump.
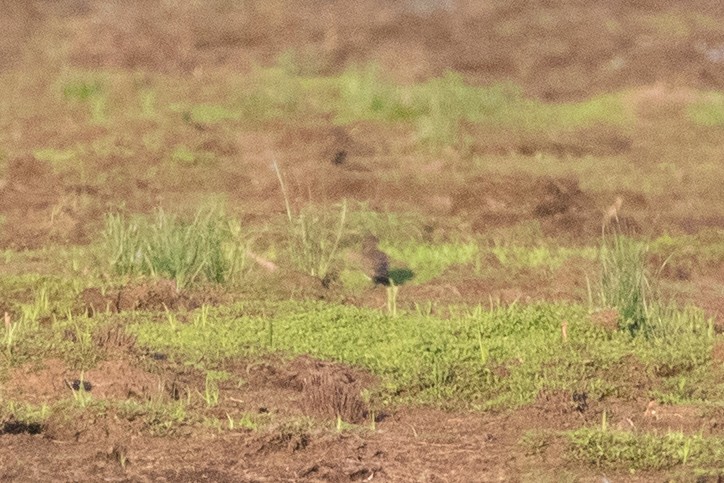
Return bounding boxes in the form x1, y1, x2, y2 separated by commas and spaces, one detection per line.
92, 321, 137, 355
253, 421, 312, 455
78, 279, 223, 315
590, 308, 621, 333
4, 357, 163, 404
299, 362, 369, 424
84, 359, 163, 400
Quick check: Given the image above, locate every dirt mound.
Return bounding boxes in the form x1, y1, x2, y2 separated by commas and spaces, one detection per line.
243, 356, 374, 423
298, 361, 369, 424
3, 357, 162, 404
451, 174, 601, 235
78, 279, 223, 314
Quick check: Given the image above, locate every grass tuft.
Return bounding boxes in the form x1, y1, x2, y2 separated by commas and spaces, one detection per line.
597, 231, 651, 334
103, 207, 247, 289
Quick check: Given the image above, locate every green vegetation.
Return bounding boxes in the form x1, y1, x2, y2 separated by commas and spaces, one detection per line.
688, 92, 724, 126
487, 243, 597, 272
596, 232, 652, 334
383, 240, 478, 283
103, 207, 247, 289
127, 297, 717, 408
568, 428, 724, 470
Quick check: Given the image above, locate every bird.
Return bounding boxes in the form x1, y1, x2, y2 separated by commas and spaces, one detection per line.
361, 235, 390, 287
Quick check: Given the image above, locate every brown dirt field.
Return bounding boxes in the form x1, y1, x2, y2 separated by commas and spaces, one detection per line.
2, 354, 718, 482
1, 1, 724, 481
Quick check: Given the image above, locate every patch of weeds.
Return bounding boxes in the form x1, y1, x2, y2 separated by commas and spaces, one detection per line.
285, 201, 347, 280
592, 230, 717, 375
520, 430, 554, 456
635, 305, 715, 381
203, 412, 262, 433
67, 372, 93, 408
383, 240, 478, 283
199, 370, 230, 407
60, 76, 107, 123
168, 145, 215, 166
649, 229, 724, 275
32, 148, 78, 171
185, 104, 240, 124
116, 399, 191, 436
411, 73, 518, 148
345, 202, 432, 244
0, 401, 51, 433
103, 207, 247, 289
523, 92, 629, 130
334, 64, 413, 123
595, 231, 651, 334
130, 300, 588, 407
19, 285, 51, 324
2, 312, 18, 356
54, 312, 103, 370
277, 48, 327, 77
225, 412, 262, 431
138, 88, 157, 118
654, 363, 724, 404
62, 78, 103, 102
236, 66, 313, 120
688, 92, 724, 126
1, 278, 86, 362
485, 243, 597, 273
568, 428, 724, 470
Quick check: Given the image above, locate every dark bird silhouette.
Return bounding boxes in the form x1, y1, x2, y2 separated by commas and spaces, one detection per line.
361, 235, 390, 286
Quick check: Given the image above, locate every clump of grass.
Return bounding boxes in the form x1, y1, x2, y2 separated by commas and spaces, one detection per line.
596, 231, 651, 334
103, 207, 246, 289
592, 228, 716, 367
273, 160, 346, 281
0, 401, 51, 432
568, 428, 724, 470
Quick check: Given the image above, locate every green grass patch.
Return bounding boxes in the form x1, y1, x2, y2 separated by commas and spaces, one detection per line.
486, 244, 597, 272
116, 399, 191, 436
32, 147, 78, 167
688, 92, 724, 126
156, 60, 630, 148
103, 207, 247, 289
568, 428, 724, 470
185, 104, 241, 124
597, 233, 651, 334
382, 241, 478, 283
62, 79, 103, 102
0, 401, 51, 428
128, 299, 716, 408
278, 199, 347, 281
168, 145, 216, 166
